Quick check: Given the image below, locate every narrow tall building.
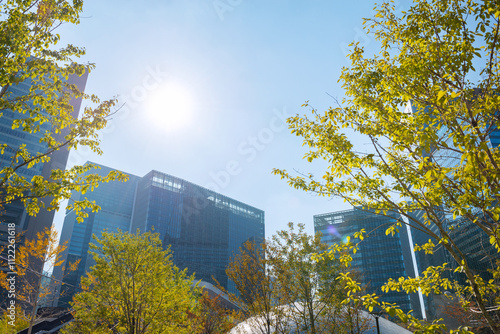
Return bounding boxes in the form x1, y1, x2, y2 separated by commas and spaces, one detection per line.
404, 99, 500, 321
406, 99, 500, 278
0, 72, 88, 241
56, 163, 265, 306
55, 164, 140, 307
0, 72, 88, 308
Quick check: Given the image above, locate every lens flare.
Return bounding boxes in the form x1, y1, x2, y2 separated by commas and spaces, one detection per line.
327, 224, 341, 238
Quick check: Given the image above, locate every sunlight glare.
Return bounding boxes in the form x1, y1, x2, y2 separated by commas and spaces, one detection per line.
144, 82, 194, 132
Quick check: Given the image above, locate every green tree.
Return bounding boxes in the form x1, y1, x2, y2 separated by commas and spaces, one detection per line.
0, 306, 29, 334
1, 0, 126, 329
267, 223, 344, 334
0, 0, 126, 220
227, 225, 363, 334
274, 0, 500, 332
64, 230, 199, 334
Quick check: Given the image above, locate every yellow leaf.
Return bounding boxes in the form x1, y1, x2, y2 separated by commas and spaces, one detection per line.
437, 91, 446, 101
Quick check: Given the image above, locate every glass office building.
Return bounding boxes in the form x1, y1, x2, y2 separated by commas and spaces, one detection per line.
130, 170, 265, 291
0, 72, 88, 241
0, 71, 88, 308
56, 164, 265, 306
55, 163, 140, 306
314, 208, 421, 317
406, 101, 500, 278
405, 100, 500, 321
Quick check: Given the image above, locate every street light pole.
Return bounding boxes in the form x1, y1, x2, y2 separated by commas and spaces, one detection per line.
369, 311, 382, 334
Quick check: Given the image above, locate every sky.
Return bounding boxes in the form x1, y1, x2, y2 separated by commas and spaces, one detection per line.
52, 0, 412, 238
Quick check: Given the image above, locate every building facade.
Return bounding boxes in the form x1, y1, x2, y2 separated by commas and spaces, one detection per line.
405, 100, 500, 277
0, 72, 88, 242
0, 71, 88, 308
405, 99, 500, 321
56, 163, 265, 306
130, 170, 265, 292
55, 163, 140, 306
314, 208, 422, 318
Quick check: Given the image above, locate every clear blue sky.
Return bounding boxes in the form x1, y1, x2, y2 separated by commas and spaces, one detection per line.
53, 0, 412, 237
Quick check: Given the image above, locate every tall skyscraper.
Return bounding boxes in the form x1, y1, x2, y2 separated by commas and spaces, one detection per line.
406, 100, 500, 276
55, 163, 140, 306
0, 71, 88, 309
314, 208, 422, 318
405, 99, 500, 321
0, 72, 88, 242
56, 163, 265, 306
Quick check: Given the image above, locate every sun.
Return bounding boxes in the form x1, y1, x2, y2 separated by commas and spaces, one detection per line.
144, 82, 194, 132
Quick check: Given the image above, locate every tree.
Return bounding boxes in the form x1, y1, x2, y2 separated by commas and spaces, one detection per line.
273, 0, 500, 332
226, 240, 288, 334
0, 226, 78, 334
1, 0, 127, 329
192, 289, 240, 334
227, 224, 365, 334
267, 223, 345, 334
63, 230, 199, 334
0, 0, 127, 220
0, 306, 29, 334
